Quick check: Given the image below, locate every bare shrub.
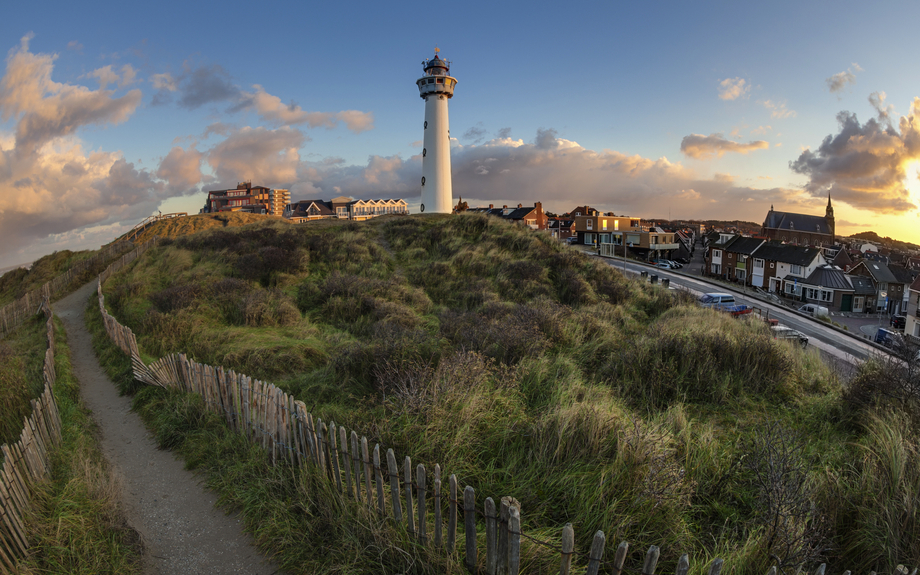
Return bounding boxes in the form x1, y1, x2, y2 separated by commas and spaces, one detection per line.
439, 307, 549, 365
619, 418, 694, 512
744, 422, 828, 572
844, 339, 920, 423
149, 284, 203, 313
375, 350, 494, 419
552, 267, 598, 306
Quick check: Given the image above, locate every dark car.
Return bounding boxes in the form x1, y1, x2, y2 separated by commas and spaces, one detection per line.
891, 315, 906, 330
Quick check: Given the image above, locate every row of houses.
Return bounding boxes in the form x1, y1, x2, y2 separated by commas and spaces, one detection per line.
283, 197, 409, 222
203, 182, 291, 216
704, 232, 918, 316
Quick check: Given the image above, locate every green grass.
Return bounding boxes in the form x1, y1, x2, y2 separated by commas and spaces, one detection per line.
14, 316, 142, 574
87, 213, 920, 573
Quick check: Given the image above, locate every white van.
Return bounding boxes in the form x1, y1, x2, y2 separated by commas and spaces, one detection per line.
798, 304, 829, 318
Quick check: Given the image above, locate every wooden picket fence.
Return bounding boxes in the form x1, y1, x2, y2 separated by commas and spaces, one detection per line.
94, 241, 918, 575
0, 240, 133, 339
0, 300, 63, 574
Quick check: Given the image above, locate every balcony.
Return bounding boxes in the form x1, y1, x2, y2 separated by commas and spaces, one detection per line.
648, 243, 680, 250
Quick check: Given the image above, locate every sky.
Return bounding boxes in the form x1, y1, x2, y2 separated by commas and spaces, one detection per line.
3, 0, 920, 267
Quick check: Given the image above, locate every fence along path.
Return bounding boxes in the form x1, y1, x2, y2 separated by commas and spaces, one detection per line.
0, 300, 63, 574
0, 240, 133, 339
95, 243, 917, 575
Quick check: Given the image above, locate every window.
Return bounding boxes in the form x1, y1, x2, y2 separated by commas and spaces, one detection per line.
602, 219, 607, 231
711, 264, 721, 274
791, 264, 802, 275
424, 121, 428, 128
737, 269, 747, 281
614, 220, 619, 231
754, 258, 764, 270
421, 177, 426, 185
770, 262, 775, 269
422, 148, 426, 157
821, 290, 833, 302
586, 219, 593, 230
879, 283, 888, 291
713, 250, 722, 258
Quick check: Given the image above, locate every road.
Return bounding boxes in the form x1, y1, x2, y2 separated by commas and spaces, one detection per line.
597, 254, 884, 370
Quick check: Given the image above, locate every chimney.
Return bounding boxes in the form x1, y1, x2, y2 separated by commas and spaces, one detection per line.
517, 203, 522, 209
503, 205, 508, 209
489, 204, 493, 209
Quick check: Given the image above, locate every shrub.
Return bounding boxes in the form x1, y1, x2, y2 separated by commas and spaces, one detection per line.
149, 284, 203, 313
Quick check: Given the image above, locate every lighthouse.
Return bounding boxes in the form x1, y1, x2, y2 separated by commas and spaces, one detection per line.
416, 48, 457, 214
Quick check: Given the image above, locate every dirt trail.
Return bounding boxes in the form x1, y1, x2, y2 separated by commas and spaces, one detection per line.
54, 281, 280, 575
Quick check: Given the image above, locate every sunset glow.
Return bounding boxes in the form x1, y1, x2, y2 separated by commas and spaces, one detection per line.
4, 1, 920, 267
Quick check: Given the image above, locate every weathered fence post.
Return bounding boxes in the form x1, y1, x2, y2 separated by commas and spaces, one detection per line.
585, 531, 606, 575
611, 541, 628, 575
417, 464, 427, 544
434, 464, 442, 548
706, 558, 723, 575
340, 426, 352, 498
361, 437, 373, 507
507, 505, 521, 575
330, 422, 342, 492
485, 497, 497, 575
559, 523, 574, 575
386, 448, 402, 522
351, 431, 361, 503
675, 554, 689, 575
464, 485, 477, 573
448, 474, 458, 553
404, 456, 415, 536
643, 545, 660, 574
374, 444, 385, 515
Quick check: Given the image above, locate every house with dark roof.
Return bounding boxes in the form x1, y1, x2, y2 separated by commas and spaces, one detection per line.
760, 196, 835, 246
722, 236, 765, 284
848, 275, 876, 313
831, 247, 854, 271
466, 203, 548, 230
547, 218, 575, 241
283, 199, 336, 222
796, 266, 857, 311
848, 260, 908, 314
282, 196, 408, 223
744, 241, 826, 294
906, 274, 920, 341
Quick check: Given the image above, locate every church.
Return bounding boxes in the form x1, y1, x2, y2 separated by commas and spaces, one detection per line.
760, 195, 835, 246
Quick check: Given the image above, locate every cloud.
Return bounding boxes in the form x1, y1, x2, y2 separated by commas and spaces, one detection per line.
156, 145, 204, 195
206, 126, 305, 188
760, 99, 796, 119
236, 85, 374, 133
718, 77, 749, 101
463, 123, 487, 143
0, 35, 142, 155
150, 72, 177, 91
680, 133, 769, 159
497, 127, 512, 139
751, 125, 772, 135
826, 63, 862, 94
869, 91, 894, 123
66, 41, 83, 53
177, 63, 240, 109
789, 97, 920, 214
84, 64, 137, 89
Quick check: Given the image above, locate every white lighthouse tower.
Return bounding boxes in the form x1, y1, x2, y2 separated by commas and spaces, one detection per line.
416, 48, 457, 213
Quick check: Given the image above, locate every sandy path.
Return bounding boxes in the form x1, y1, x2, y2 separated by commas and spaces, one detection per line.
54, 281, 280, 575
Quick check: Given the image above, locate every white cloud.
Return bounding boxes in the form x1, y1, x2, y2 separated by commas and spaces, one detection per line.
680, 133, 769, 159
760, 100, 796, 119
243, 85, 374, 133
718, 77, 750, 101
826, 63, 862, 94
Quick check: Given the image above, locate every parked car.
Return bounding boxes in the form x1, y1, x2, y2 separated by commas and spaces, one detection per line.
891, 315, 906, 330
565, 236, 578, 244
665, 260, 683, 269
676, 257, 690, 264
654, 262, 673, 269
698, 293, 736, 310
771, 325, 809, 348
798, 304, 829, 318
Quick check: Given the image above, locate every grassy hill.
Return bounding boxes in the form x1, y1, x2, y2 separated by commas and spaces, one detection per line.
128, 211, 292, 244
93, 213, 920, 573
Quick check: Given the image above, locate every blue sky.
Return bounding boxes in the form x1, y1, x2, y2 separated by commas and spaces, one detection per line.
3, 0, 920, 267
